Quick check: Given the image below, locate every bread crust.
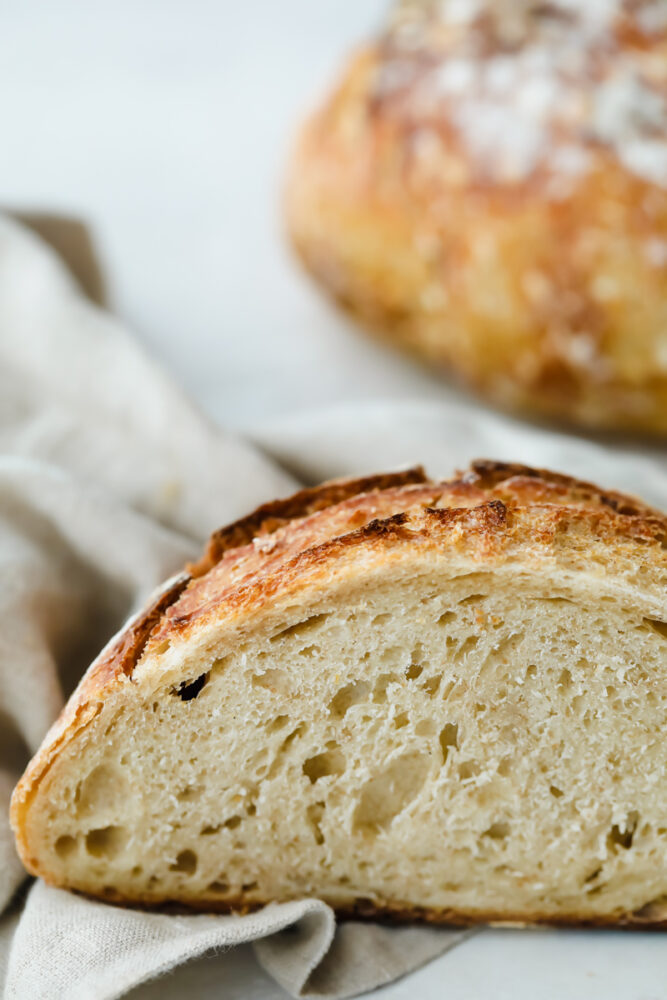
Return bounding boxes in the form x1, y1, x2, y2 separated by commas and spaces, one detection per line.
64, 888, 667, 930
285, 3, 667, 434
10, 463, 667, 925
157, 468, 665, 648
189, 466, 428, 576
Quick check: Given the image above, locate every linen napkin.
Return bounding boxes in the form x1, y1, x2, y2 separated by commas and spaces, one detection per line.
0, 213, 665, 1000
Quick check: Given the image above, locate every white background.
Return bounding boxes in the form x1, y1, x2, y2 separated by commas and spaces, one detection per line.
1, 0, 459, 432
2, 2, 666, 997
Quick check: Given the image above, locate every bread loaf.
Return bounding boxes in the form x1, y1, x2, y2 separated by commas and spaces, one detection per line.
286, 0, 667, 434
11, 462, 667, 926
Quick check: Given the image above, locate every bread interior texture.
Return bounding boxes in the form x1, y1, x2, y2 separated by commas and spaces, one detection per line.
28, 568, 667, 922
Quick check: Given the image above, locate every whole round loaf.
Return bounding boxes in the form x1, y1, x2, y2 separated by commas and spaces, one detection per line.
286, 0, 667, 434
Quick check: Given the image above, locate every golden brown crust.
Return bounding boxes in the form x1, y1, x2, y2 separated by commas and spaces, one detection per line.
11, 462, 667, 922
189, 466, 427, 577
154, 464, 665, 648
285, 2, 667, 435
464, 459, 659, 517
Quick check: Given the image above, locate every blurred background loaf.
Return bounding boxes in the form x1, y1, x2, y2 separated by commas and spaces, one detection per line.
287, 0, 667, 434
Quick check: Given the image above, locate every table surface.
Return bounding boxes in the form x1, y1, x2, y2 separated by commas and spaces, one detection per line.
3, 2, 666, 997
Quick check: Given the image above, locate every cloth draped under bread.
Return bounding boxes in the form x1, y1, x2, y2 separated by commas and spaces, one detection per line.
0, 215, 666, 1000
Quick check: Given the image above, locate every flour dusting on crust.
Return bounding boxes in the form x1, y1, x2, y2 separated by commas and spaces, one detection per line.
374, 0, 667, 187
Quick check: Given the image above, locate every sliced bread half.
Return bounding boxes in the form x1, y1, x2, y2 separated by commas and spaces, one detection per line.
10, 462, 667, 926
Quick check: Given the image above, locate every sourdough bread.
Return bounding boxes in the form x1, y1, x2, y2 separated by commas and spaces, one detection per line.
286, 0, 667, 434
10, 462, 667, 926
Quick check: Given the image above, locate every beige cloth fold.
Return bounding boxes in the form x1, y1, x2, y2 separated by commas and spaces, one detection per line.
1, 214, 665, 1000
5, 884, 467, 1000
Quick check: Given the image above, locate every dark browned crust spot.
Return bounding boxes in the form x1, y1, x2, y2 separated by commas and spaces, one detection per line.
428, 498, 508, 529
356, 510, 411, 539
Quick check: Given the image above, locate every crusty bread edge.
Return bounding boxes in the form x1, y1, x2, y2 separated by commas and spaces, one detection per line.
189, 466, 428, 576
61, 887, 667, 930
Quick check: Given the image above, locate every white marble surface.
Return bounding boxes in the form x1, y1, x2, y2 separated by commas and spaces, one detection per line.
2, 2, 666, 997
